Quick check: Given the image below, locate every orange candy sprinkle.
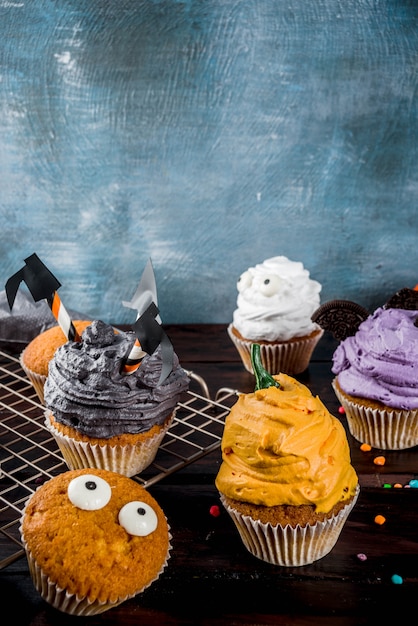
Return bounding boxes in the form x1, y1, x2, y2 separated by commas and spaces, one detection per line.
374, 514, 386, 525
393, 483, 403, 488
374, 456, 386, 466
360, 443, 372, 452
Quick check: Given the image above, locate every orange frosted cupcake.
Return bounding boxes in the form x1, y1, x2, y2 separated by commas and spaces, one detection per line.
215, 345, 359, 566
229, 256, 323, 375
20, 468, 171, 616
20, 320, 91, 403
44, 320, 189, 476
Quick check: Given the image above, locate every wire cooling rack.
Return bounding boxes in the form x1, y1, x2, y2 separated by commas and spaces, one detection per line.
0, 350, 238, 570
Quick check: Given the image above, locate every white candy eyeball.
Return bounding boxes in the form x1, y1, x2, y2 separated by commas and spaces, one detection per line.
118, 501, 158, 536
237, 270, 253, 292
67, 474, 112, 511
254, 273, 282, 297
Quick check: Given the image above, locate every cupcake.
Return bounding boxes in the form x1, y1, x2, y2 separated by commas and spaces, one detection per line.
44, 320, 190, 476
228, 256, 323, 376
20, 468, 171, 616
215, 344, 359, 566
313, 289, 418, 450
20, 320, 92, 404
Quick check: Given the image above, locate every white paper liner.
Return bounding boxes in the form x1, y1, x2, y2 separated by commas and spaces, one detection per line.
45, 410, 175, 477
20, 512, 172, 616
227, 324, 323, 376
220, 486, 359, 567
332, 380, 418, 450
20, 349, 46, 404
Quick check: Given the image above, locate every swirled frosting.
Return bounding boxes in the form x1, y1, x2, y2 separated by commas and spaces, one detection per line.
232, 256, 322, 341
44, 320, 190, 438
332, 307, 418, 409
215, 373, 358, 513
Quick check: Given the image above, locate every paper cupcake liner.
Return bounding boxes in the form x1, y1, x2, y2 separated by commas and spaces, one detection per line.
19, 351, 46, 405
332, 380, 418, 450
227, 324, 323, 376
220, 487, 359, 567
45, 410, 175, 477
20, 516, 172, 616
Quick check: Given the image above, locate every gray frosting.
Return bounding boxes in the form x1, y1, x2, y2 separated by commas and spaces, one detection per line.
44, 320, 190, 438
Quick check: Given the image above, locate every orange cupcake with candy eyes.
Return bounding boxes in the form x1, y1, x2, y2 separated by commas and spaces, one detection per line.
20, 468, 171, 616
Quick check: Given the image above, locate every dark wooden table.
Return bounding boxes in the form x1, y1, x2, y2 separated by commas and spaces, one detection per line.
1, 324, 417, 625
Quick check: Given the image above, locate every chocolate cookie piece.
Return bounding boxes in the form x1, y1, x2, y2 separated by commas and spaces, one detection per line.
384, 288, 418, 311
311, 300, 370, 341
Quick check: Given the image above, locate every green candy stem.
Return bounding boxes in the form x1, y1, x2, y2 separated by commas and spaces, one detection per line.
251, 343, 280, 391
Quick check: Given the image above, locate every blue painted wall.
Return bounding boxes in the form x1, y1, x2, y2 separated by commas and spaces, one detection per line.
1, 1, 417, 324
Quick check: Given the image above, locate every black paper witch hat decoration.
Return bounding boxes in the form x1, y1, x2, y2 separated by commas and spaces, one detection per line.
5, 253, 80, 342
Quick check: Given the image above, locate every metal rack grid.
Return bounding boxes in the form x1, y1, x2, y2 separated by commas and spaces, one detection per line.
0, 350, 238, 570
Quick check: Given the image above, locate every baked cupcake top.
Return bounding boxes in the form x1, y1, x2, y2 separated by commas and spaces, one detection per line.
21, 468, 170, 603
22, 320, 92, 376
44, 320, 190, 438
332, 306, 418, 410
215, 372, 358, 514
232, 256, 322, 341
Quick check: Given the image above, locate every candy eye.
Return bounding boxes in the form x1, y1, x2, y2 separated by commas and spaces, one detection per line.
67, 474, 112, 510
118, 501, 158, 536
253, 273, 282, 297
237, 270, 252, 292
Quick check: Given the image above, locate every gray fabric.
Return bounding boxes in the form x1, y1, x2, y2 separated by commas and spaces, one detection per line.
0, 289, 89, 345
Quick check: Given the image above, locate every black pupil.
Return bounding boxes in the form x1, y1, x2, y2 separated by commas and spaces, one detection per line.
264, 279, 270, 285
137, 507, 146, 516
85, 481, 97, 491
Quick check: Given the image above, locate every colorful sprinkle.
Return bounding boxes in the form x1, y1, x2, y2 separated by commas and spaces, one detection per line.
391, 574, 403, 585
360, 443, 372, 452
373, 456, 386, 466
209, 505, 221, 518
409, 479, 418, 488
374, 514, 386, 525
393, 483, 403, 488
338, 406, 345, 415
383, 483, 391, 488
357, 553, 367, 561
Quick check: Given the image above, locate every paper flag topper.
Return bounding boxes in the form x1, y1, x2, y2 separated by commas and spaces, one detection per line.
5, 253, 61, 310
121, 260, 173, 383
133, 302, 174, 384
122, 258, 160, 319
5, 253, 80, 342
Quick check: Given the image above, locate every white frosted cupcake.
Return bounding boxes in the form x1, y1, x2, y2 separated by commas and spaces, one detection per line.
44, 320, 189, 476
229, 256, 323, 375
20, 469, 171, 615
